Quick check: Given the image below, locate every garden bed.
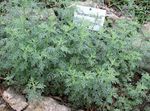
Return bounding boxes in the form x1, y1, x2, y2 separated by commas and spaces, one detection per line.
0, 0, 150, 111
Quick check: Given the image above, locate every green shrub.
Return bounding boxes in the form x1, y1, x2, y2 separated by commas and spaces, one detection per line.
0, 0, 149, 110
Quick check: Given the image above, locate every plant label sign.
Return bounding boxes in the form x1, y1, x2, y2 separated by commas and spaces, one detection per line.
74, 5, 106, 31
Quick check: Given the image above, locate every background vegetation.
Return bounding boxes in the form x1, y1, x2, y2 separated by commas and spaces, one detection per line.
0, 0, 150, 111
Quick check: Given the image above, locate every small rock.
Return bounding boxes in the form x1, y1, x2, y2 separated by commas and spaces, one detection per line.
25, 97, 71, 111
2, 88, 28, 111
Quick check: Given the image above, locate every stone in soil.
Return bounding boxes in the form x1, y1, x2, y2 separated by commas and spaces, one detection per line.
2, 88, 28, 111
24, 97, 71, 111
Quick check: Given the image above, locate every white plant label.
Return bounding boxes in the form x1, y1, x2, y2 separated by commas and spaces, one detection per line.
74, 5, 106, 31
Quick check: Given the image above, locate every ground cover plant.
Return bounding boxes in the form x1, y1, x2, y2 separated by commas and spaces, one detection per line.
0, 0, 150, 111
